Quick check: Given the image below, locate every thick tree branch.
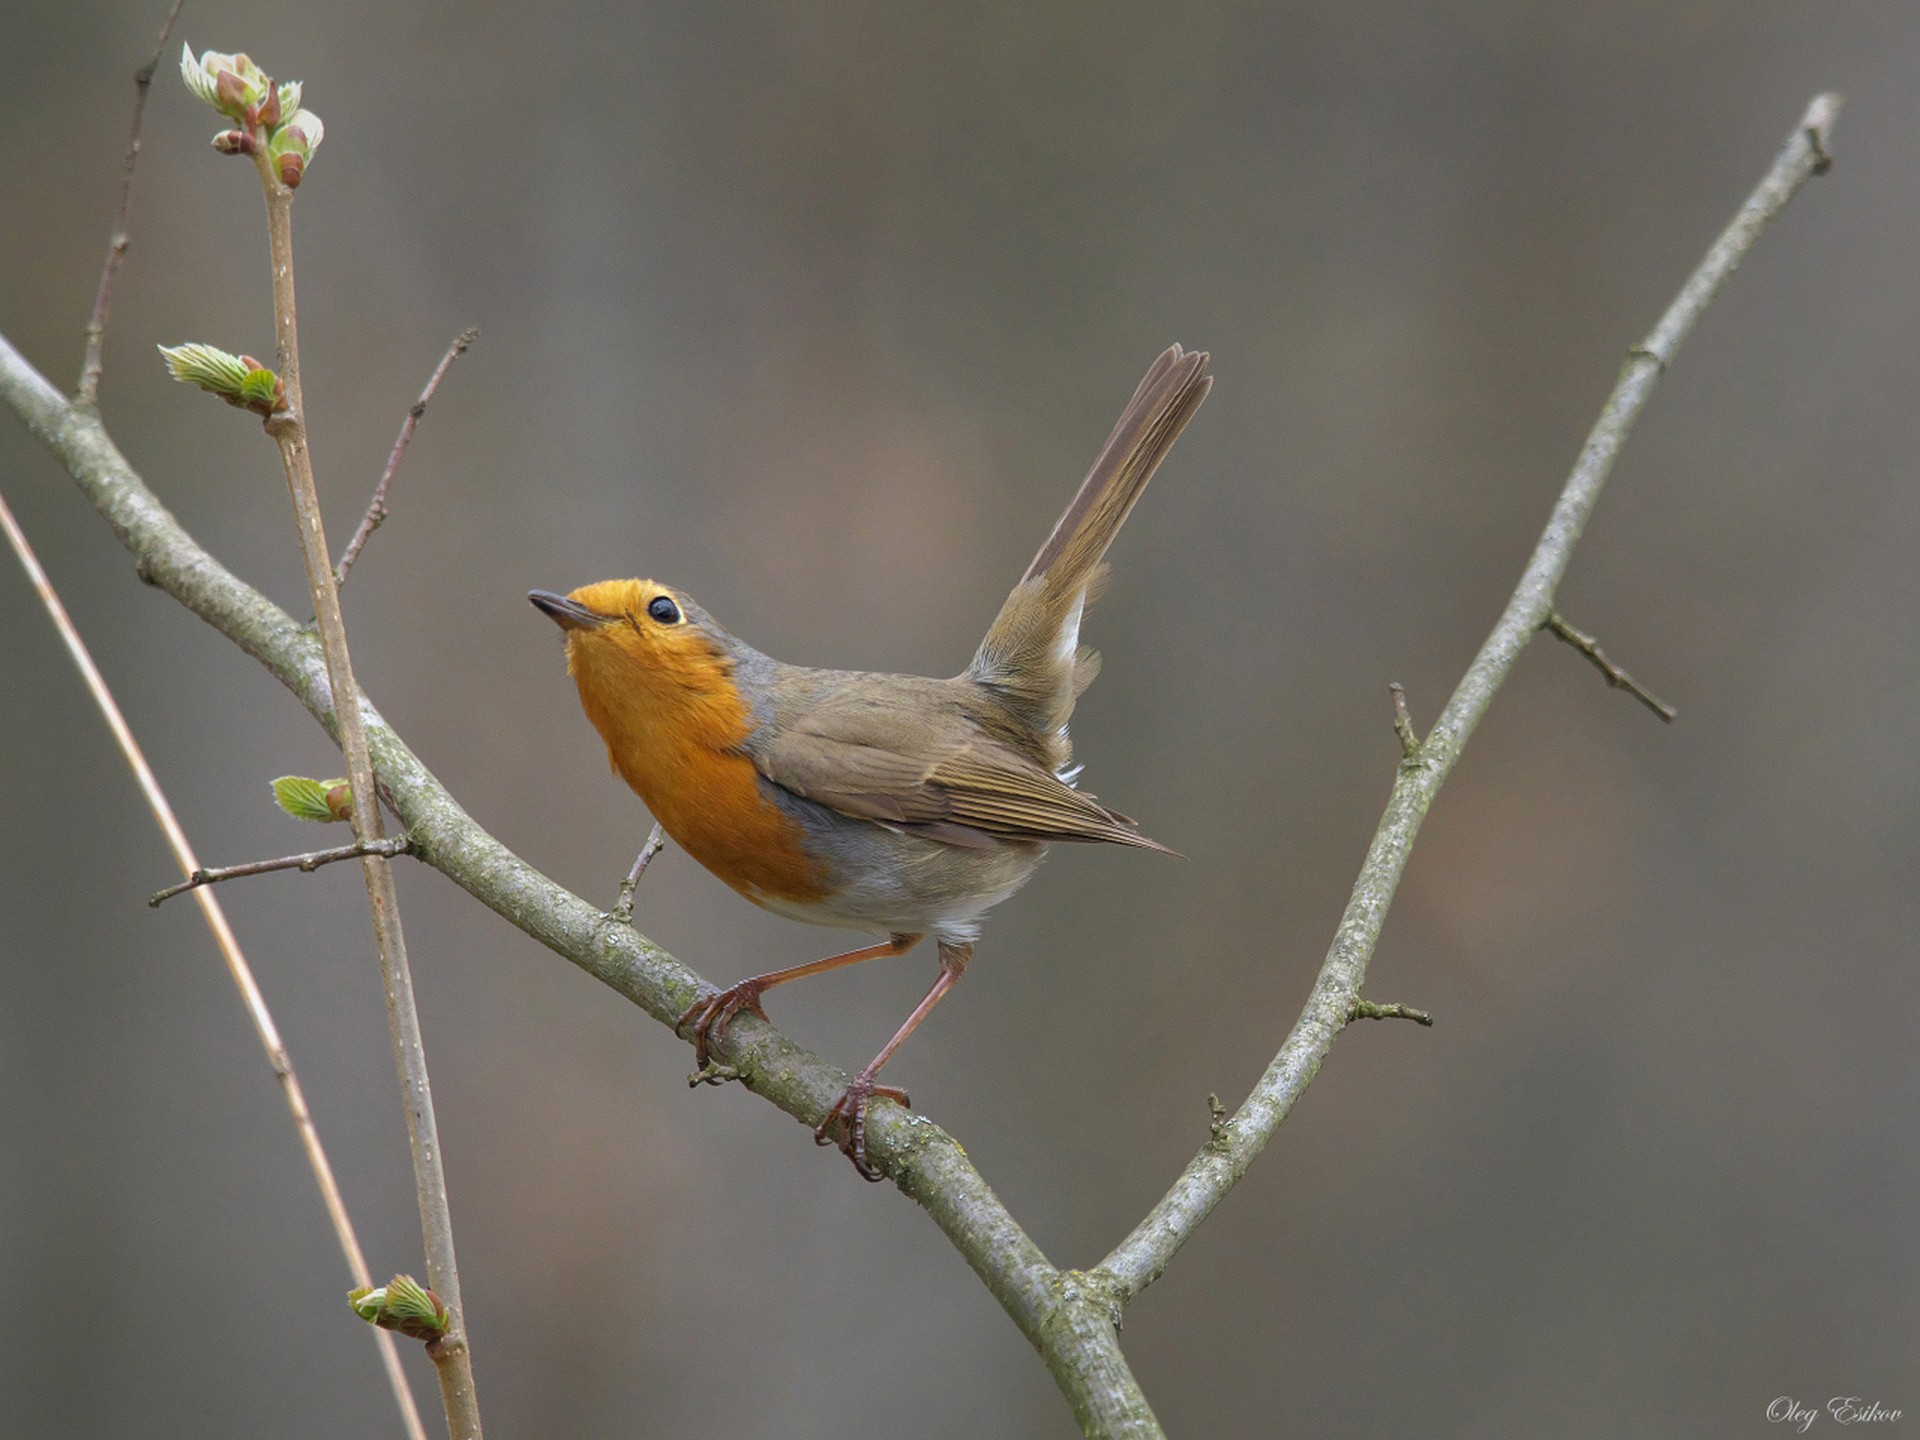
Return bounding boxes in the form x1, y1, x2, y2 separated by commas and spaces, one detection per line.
1093, 93, 1839, 1306
0, 335, 1160, 1438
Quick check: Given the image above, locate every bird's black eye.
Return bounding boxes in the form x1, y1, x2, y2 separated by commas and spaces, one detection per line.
646, 595, 681, 625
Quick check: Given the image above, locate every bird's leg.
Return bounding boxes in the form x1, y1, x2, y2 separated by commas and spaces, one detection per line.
677, 933, 920, 1069
817, 940, 972, 1180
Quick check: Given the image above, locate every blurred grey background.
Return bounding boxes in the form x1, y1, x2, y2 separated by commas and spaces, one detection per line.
3, 3, 1916, 1436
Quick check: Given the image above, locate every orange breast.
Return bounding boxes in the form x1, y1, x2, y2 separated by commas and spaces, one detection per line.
568, 633, 832, 907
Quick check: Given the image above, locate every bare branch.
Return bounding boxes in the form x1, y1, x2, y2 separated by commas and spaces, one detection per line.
1093, 94, 1839, 1308
1543, 612, 1678, 722
336, 328, 478, 586
0, 488, 427, 1440
76, 0, 184, 409
148, 835, 414, 907
612, 821, 667, 924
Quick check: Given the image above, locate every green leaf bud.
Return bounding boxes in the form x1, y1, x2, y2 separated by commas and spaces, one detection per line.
271, 775, 352, 823
266, 109, 325, 187
158, 342, 250, 396
180, 45, 273, 121
347, 1275, 450, 1343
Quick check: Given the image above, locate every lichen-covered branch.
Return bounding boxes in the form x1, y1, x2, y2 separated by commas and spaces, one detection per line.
0, 331, 1161, 1438
1094, 93, 1840, 1305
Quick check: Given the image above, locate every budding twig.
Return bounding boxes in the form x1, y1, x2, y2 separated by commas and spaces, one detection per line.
76, 0, 184, 408
149, 835, 414, 907
1542, 612, 1678, 723
336, 328, 478, 586
237, 70, 478, 1437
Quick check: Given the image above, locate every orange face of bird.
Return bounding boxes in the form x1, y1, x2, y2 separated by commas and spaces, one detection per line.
532, 577, 745, 757
531, 578, 833, 905
549, 577, 724, 689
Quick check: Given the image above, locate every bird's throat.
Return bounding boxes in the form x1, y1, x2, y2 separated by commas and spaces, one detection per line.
566, 634, 831, 904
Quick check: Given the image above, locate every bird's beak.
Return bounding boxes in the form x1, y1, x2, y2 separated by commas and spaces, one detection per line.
528, 589, 611, 632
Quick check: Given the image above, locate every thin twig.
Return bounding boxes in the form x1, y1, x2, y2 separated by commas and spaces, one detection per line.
336, 328, 478, 586
149, 835, 414, 907
76, 0, 183, 409
612, 822, 666, 924
1347, 999, 1434, 1027
1388, 682, 1421, 758
0, 489, 428, 1440
1543, 612, 1678, 722
248, 145, 482, 1438
1093, 94, 1840, 1309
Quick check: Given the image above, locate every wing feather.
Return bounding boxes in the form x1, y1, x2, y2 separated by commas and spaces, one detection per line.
747, 693, 1171, 853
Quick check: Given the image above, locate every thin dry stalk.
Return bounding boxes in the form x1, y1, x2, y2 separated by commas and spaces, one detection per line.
0, 488, 428, 1440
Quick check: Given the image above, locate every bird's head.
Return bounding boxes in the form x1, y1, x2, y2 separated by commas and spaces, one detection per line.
530, 579, 748, 752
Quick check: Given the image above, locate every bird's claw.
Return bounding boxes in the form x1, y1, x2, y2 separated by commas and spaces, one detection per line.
814, 1074, 911, 1181
675, 981, 768, 1069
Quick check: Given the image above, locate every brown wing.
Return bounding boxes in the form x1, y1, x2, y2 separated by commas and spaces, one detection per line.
746, 692, 1172, 853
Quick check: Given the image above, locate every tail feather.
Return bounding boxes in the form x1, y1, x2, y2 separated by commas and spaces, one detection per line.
966, 344, 1210, 766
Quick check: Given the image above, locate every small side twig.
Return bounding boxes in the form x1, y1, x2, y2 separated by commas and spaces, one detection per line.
1206, 1093, 1228, 1138
1347, 999, 1434, 1027
611, 822, 667, 924
149, 835, 414, 907
1388, 682, 1421, 758
1542, 612, 1677, 723
335, 328, 478, 586
688, 1061, 745, 1088
76, 0, 185, 408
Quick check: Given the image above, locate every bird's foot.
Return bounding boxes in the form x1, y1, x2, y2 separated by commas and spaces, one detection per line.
814, 1072, 911, 1181
676, 980, 769, 1069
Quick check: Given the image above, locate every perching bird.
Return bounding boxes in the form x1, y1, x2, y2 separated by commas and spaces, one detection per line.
531, 344, 1210, 1176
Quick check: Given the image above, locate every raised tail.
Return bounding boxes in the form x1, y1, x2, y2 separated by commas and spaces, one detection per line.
966, 344, 1211, 767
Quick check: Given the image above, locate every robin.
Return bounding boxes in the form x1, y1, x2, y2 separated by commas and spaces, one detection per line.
531, 344, 1211, 1177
